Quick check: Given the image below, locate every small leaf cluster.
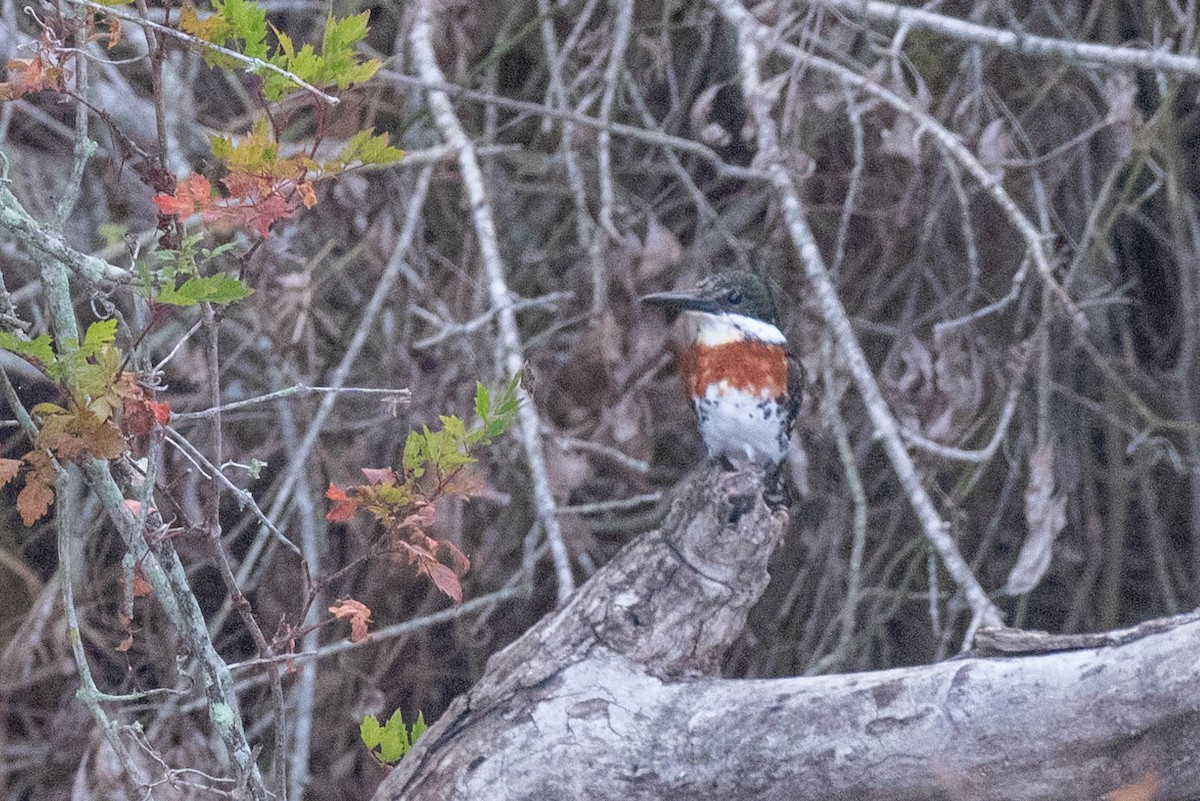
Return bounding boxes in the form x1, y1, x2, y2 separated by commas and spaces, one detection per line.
142, 228, 253, 307
0, 33, 66, 101
0, 322, 170, 525
152, 120, 401, 239
403, 377, 522, 479
325, 377, 521, 607
264, 13, 380, 100
0, 320, 120, 415
145, 1, 403, 239
180, 0, 381, 101
360, 709, 426, 765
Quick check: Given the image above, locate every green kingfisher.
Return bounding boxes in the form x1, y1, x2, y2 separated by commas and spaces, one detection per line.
642, 271, 800, 467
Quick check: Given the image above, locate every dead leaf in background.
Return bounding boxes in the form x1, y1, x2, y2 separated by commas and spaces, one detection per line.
1108, 771, 1158, 801
929, 330, 983, 441
882, 336, 934, 433
1104, 73, 1139, 160
977, 118, 1011, 178
690, 83, 731, 147
638, 217, 682, 281
880, 66, 931, 165
889, 337, 934, 397
880, 115, 923, 164
557, 313, 623, 423
545, 438, 591, 497
1006, 440, 1068, 595
0, 457, 20, 487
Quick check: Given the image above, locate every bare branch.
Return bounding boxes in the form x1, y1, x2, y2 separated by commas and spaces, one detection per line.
813, 0, 1200, 78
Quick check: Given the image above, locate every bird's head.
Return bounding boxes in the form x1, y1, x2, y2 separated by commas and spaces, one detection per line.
640, 271, 784, 346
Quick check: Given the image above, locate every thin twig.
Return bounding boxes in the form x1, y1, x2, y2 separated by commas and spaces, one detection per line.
899, 339, 1034, 463
556, 492, 662, 516
822, 339, 868, 667
172, 384, 412, 421
164, 427, 303, 561
413, 292, 573, 350
381, 69, 769, 181
596, 0, 635, 253
56, 467, 149, 796
533, 0, 607, 313
226, 585, 525, 671
812, 0, 1200, 78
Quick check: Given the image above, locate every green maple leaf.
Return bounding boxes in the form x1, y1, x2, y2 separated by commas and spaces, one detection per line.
156, 275, 254, 307
361, 708, 425, 764
210, 116, 278, 173
214, 0, 268, 59
261, 12, 381, 100
360, 714, 383, 749
319, 13, 379, 88
403, 431, 427, 477
0, 332, 56, 368
335, 129, 404, 168
81, 319, 117, 355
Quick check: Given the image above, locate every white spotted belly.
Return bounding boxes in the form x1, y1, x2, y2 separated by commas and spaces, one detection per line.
694, 383, 788, 464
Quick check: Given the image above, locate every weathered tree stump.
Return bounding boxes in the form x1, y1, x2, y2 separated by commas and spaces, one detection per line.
371, 465, 1200, 801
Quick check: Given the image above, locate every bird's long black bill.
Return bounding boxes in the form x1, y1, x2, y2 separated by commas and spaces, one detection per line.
639, 290, 717, 314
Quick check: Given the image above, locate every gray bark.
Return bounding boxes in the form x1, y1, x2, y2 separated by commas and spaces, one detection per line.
371, 465, 1200, 801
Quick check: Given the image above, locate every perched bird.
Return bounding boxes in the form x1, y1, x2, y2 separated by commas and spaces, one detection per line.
642, 271, 801, 467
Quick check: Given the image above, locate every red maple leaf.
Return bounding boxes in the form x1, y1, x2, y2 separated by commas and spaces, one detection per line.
242, 192, 292, 237
325, 483, 358, 522
153, 173, 215, 218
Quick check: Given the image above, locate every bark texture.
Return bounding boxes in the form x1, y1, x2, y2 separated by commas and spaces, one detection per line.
371, 465, 1200, 801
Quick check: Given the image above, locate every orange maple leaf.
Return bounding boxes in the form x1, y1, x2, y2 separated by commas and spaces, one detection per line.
16, 478, 54, 526
329, 598, 372, 642
427, 562, 463, 605
242, 193, 292, 237
153, 173, 214, 218
1109, 771, 1158, 801
325, 483, 358, 522
106, 17, 121, 50
123, 395, 171, 436
0, 50, 64, 101
298, 182, 318, 209
131, 567, 154, 598
0, 457, 21, 489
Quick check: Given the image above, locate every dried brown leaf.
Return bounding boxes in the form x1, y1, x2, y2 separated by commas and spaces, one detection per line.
1108, 771, 1158, 801
17, 478, 54, 526
329, 598, 373, 642
638, 217, 682, 281
427, 562, 462, 605
1006, 441, 1068, 595
0, 457, 21, 488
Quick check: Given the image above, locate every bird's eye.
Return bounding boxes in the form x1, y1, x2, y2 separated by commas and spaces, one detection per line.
727, 289, 742, 304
